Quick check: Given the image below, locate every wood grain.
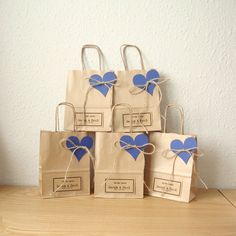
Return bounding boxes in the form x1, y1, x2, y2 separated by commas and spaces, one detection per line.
220, 189, 236, 208
0, 186, 235, 236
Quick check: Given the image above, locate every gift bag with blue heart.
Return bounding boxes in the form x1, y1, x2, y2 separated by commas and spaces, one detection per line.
145, 105, 205, 202
39, 102, 95, 198
113, 44, 167, 132
94, 104, 155, 198
64, 44, 117, 132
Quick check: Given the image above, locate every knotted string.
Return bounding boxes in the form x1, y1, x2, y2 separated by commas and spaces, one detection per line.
129, 77, 168, 105
53, 138, 95, 194
161, 148, 208, 189
116, 140, 156, 156
86, 76, 117, 90
117, 140, 156, 192
80, 76, 118, 126
162, 148, 197, 175
100, 139, 156, 188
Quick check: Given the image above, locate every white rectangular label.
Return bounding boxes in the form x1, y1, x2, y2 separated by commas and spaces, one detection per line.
123, 113, 152, 127
76, 112, 103, 126
153, 178, 181, 196
53, 177, 81, 192
105, 179, 135, 193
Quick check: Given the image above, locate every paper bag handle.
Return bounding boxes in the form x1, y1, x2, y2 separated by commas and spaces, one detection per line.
55, 102, 76, 132
81, 44, 103, 71
120, 44, 145, 71
111, 103, 133, 133
163, 104, 184, 134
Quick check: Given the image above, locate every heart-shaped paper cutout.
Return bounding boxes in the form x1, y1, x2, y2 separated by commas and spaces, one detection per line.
66, 136, 93, 161
89, 71, 117, 96
170, 137, 197, 164
119, 134, 148, 160
133, 69, 159, 95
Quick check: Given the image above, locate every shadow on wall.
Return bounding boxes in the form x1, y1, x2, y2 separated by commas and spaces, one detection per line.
197, 140, 220, 188
159, 80, 220, 188
143, 52, 217, 188
0, 130, 10, 184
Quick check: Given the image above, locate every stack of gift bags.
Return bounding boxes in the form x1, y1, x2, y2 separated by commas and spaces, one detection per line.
39, 44, 207, 202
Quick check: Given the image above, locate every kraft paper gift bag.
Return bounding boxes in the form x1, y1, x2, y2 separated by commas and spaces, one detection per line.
145, 104, 206, 202
65, 44, 117, 132
113, 44, 167, 133
94, 104, 155, 198
39, 102, 95, 198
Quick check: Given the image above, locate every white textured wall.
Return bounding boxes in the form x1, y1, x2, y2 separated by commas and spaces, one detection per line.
0, 0, 235, 188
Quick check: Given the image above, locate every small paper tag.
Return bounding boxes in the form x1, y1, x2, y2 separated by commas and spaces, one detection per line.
123, 113, 152, 127
105, 179, 135, 193
153, 178, 181, 196
76, 112, 103, 126
53, 177, 81, 192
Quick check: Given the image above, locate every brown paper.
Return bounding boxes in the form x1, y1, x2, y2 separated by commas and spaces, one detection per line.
39, 102, 94, 198
112, 44, 162, 132
39, 131, 93, 198
145, 132, 196, 202
64, 45, 115, 131
145, 105, 197, 202
94, 132, 145, 198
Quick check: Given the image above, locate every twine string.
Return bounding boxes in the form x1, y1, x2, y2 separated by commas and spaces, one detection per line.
130, 78, 168, 132
115, 140, 156, 157
55, 102, 76, 132
143, 180, 152, 193
81, 44, 103, 71
193, 160, 208, 190
129, 77, 168, 106
163, 104, 184, 135
53, 138, 95, 194
81, 76, 117, 126
120, 44, 145, 71
137, 111, 149, 134
111, 103, 133, 133
161, 148, 208, 190
101, 139, 156, 187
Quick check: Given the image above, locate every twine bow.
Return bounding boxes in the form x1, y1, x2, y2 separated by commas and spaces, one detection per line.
80, 76, 118, 126
100, 139, 156, 189
53, 138, 95, 194
129, 77, 168, 105
116, 140, 156, 158
161, 147, 208, 190
118, 139, 156, 192
87, 76, 117, 90
101, 139, 156, 187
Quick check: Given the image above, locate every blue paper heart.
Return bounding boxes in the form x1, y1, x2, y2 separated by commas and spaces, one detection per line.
119, 134, 148, 160
66, 136, 93, 161
89, 71, 117, 96
133, 69, 160, 95
170, 137, 197, 164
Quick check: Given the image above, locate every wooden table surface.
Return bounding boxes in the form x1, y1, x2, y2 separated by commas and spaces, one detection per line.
219, 189, 236, 208
0, 186, 235, 236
